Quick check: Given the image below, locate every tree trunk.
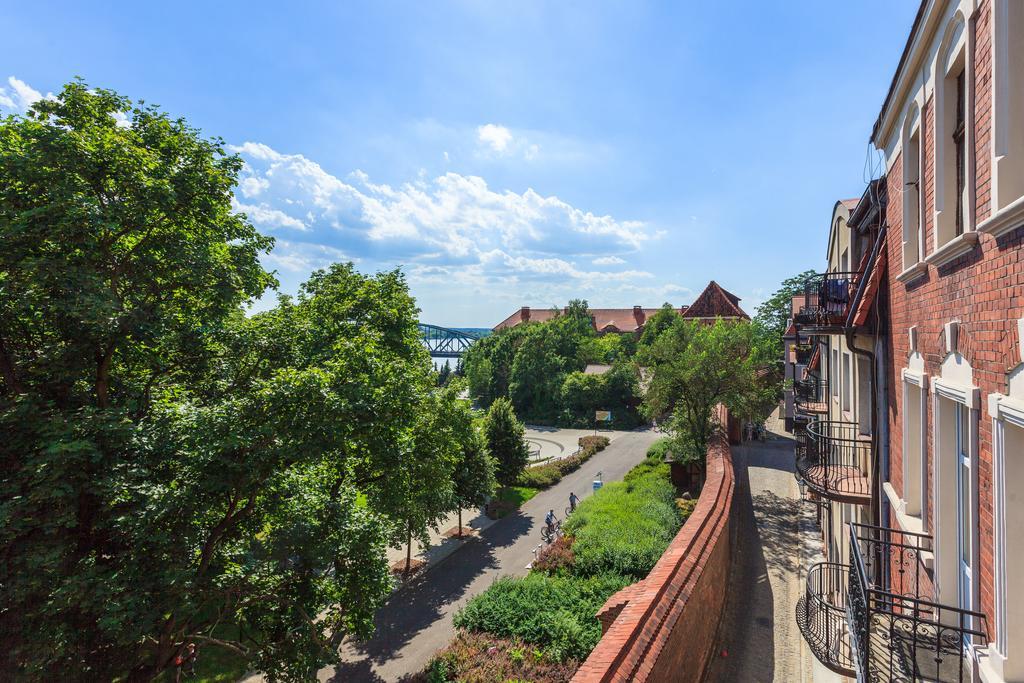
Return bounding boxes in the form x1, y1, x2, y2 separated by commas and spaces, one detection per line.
405, 521, 412, 574
458, 508, 463, 538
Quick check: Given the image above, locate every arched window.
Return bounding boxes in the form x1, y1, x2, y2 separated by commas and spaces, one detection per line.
902, 104, 923, 272
933, 14, 971, 250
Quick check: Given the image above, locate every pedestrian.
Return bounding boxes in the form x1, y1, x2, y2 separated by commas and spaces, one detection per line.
569, 491, 579, 512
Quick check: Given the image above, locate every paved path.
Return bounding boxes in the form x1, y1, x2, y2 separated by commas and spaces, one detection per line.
704, 414, 813, 683
321, 429, 660, 682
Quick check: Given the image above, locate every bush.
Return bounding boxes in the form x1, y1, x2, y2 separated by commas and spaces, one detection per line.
416, 632, 581, 683
645, 436, 673, 461
516, 436, 610, 489
563, 455, 682, 579
453, 573, 630, 662
532, 536, 575, 574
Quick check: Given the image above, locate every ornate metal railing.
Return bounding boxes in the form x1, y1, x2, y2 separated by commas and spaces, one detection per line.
794, 271, 861, 329
795, 377, 826, 404
847, 524, 988, 683
797, 562, 856, 676
797, 421, 871, 503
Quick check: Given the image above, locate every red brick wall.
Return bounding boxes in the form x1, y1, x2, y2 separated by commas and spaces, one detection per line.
572, 408, 735, 683
884, 0, 1021, 644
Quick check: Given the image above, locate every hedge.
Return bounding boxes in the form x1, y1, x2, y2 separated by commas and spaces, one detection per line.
516, 436, 609, 489
453, 572, 630, 662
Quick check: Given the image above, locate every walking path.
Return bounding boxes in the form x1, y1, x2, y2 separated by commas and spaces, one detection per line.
704, 409, 819, 683
319, 429, 660, 682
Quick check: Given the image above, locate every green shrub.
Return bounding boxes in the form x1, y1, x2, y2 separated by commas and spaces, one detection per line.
515, 436, 609, 489
645, 436, 673, 461
532, 536, 575, 574
563, 456, 682, 579
453, 573, 630, 662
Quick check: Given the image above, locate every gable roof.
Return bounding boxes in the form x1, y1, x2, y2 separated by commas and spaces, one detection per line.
493, 306, 681, 333
680, 281, 749, 320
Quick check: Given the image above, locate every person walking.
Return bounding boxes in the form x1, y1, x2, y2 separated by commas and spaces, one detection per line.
569, 491, 579, 513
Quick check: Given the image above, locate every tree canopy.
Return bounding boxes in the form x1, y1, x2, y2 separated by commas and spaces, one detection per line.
752, 269, 816, 356
0, 81, 482, 681
640, 319, 776, 464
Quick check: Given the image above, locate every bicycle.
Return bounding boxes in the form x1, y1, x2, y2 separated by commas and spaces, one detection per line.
541, 518, 562, 543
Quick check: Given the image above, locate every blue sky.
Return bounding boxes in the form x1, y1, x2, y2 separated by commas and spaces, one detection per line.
1, 2, 918, 327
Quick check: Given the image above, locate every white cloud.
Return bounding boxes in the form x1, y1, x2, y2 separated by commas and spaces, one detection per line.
592, 256, 625, 266
234, 200, 307, 231
0, 77, 53, 114
477, 123, 513, 153
261, 240, 352, 273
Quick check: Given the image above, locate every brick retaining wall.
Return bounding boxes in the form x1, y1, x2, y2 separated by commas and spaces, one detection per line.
571, 407, 736, 682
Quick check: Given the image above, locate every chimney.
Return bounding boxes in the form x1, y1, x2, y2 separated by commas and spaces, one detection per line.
520, 306, 531, 322
633, 306, 646, 328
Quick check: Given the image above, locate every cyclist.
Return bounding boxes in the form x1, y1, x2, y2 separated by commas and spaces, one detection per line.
545, 509, 557, 536
569, 491, 579, 513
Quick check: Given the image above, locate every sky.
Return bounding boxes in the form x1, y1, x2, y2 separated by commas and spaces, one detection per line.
0, 2, 919, 327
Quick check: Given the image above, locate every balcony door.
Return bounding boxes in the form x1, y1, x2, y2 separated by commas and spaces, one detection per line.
956, 403, 973, 641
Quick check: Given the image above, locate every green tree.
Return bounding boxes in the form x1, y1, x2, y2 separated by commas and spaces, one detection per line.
753, 269, 816, 356
641, 319, 774, 465
437, 359, 452, 386
637, 303, 680, 349
485, 397, 531, 486
449, 387, 496, 536
0, 82, 455, 681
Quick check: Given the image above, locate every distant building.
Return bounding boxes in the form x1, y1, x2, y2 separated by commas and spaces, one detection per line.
492, 280, 749, 334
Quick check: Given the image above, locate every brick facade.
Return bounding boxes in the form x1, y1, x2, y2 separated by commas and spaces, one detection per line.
883, 0, 1022, 650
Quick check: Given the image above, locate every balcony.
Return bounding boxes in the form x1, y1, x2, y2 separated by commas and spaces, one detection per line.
847, 524, 988, 683
796, 562, 856, 677
796, 420, 871, 504
793, 271, 861, 333
794, 377, 827, 414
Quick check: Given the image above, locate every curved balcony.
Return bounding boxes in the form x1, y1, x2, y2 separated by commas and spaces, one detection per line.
796, 562, 855, 677
793, 271, 861, 333
794, 377, 827, 414
796, 420, 871, 505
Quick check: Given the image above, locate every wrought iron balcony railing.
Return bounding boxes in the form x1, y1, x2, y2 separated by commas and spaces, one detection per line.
796, 420, 871, 504
794, 271, 861, 330
795, 377, 824, 402
797, 562, 856, 676
847, 524, 988, 683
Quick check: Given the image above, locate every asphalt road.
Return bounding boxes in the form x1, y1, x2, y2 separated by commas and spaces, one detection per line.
321, 429, 660, 682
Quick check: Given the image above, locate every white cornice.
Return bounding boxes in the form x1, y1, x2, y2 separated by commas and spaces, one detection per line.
932, 376, 980, 407
978, 194, 1024, 239
925, 231, 980, 268
989, 393, 1024, 429
902, 368, 929, 388
896, 261, 929, 284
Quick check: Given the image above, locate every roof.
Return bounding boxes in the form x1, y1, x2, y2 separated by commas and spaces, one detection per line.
680, 281, 749, 320
783, 322, 798, 339
493, 306, 676, 333
850, 244, 888, 328
584, 364, 613, 375
872, 0, 930, 144
840, 198, 860, 212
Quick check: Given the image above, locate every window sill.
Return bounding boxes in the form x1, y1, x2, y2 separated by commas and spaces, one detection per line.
978, 194, 1024, 239
925, 231, 980, 268
896, 261, 928, 284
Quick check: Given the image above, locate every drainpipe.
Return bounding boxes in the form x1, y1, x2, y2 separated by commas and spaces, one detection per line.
844, 225, 888, 531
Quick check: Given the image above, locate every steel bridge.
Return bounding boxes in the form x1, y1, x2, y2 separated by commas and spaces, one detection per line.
418, 324, 482, 358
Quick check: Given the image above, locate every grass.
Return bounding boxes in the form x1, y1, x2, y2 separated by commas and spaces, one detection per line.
488, 485, 540, 518
415, 632, 581, 683
153, 644, 248, 683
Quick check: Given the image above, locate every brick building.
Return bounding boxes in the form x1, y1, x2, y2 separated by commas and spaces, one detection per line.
793, 1, 1024, 681
492, 280, 748, 333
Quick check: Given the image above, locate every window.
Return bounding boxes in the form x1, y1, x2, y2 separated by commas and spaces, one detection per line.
857, 358, 871, 436
953, 71, 967, 237
842, 353, 852, 413
991, 0, 1024, 214
902, 115, 922, 270
934, 17, 970, 250
901, 370, 927, 521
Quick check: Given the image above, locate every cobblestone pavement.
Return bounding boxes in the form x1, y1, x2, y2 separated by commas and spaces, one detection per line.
704, 412, 812, 682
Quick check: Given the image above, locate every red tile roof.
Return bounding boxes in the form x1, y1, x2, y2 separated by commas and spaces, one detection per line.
680, 281, 749, 320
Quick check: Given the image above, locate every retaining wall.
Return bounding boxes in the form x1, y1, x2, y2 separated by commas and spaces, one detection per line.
572, 407, 737, 683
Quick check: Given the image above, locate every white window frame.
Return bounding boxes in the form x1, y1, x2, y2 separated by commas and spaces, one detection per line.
928, 11, 980, 266
832, 349, 839, 398
842, 352, 852, 414
987, 0, 1024, 222
931, 374, 980, 619
901, 368, 929, 523
900, 106, 926, 279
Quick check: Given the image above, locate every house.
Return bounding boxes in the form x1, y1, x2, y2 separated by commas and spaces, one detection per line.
492, 281, 749, 334
793, 2, 1024, 681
